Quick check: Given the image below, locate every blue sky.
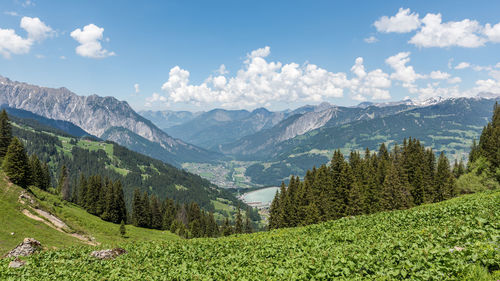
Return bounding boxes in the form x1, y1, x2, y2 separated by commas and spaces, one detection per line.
1, 0, 500, 111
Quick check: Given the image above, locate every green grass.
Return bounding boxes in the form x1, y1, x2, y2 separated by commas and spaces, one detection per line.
2, 189, 498, 280
0, 172, 178, 255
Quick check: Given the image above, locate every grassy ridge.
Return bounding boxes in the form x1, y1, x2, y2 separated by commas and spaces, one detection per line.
2, 189, 499, 280
0, 173, 178, 255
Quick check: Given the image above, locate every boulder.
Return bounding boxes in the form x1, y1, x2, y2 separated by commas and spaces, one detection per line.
6, 238, 42, 258
8, 258, 26, 268
90, 248, 127, 259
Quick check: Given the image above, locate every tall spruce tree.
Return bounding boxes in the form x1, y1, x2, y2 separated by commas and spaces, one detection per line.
2, 137, 30, 188
0, 109, 12, 159
234, 207, 243, 234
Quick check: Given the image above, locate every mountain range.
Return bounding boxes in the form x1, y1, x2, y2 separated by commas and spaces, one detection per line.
2, 74, 499, 187
0, 76, 217, 166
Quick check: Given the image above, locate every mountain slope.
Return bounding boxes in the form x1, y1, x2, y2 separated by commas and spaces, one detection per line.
11, 115, 245, 219
0, 173, 178, 254
221, 103, 413, 159
138, 109, 201, 130
163, 108, 286, 150
0, 75, 217, 165
2, 189, 498, 279
243, 98, 499, 185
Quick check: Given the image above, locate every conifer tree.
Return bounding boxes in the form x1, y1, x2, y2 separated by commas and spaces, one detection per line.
132, 189, 144, 227
28, 155, 43, 189
2, 137, 30, 188
77, 174, 88, 208
234, 207, 243, 234
244, 209, 253, 234
119, 220, 126, 237
41, 163, 51, 190
268, 189, 281, 230
0, 109, 12, 159
222, 218, 232, 236
142, 192, 152, 228
150, 195, 162, 229
435, 152, 455, 202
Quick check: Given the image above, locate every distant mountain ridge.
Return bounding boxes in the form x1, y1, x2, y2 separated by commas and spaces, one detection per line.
0, 75, 217, 165
160, 108, 287, 150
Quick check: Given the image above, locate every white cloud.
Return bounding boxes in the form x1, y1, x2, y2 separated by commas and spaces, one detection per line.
430, 70, 451, 80
35, 54, 44, 59
455, 62, 470, 69
59, 55, 66, 60
20, 16, 53, 41
496, 62, 500, 68
0, 16, 52, 58
364, 36, 378, 43
374, 8, 421, 33
448, 77, 462, 84
385, 52, 423, 86
156, 48, 395, 108
4, 11, 19, 16
484, 22, 500, 42
145, 92, 168, 107
70, 24, 115, 58
0, 28, 32, 58
375, 9, 500, 48
217, 64, 228, 75
409, 13, 485, 48
21, 0, 35, 7
134, 83, 140, 94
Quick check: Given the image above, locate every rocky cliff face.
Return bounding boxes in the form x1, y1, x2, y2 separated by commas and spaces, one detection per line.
0, 76, 215, 165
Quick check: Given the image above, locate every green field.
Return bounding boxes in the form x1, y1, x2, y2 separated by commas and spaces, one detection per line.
2, 187, 499, 280
0, 172, 178, 255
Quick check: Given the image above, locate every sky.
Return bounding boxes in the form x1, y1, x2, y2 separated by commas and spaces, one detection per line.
1, 0, 500, 111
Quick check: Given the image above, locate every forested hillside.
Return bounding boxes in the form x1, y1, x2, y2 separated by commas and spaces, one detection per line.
4, 111, 258, 223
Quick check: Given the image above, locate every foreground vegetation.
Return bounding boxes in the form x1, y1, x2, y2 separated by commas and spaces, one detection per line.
1, 189, 499, 280
0, 172, 178, 254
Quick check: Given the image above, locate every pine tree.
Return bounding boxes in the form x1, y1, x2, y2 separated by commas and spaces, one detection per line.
2, 137, 30, 188
142, 192, 152, 228
41, 163, 51, 190
268, 189, 281, 229
222, 218, 232, 236
132, 189, 143, 227
0, 109, 12, 159
114, 181, 127, 224
435, 152, 455, 202
77, 174, 88, 208
234, 207, 243, 234
119, 220, 126, 237
244, 209, 253, 234
28, 155, 44, 189
150, 195, 162, 229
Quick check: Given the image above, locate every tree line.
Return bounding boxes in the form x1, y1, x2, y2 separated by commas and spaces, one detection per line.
269, 138, 461, 229
0, 110, 51, 190
269, 102, 500, 230
131, 188, 253, 238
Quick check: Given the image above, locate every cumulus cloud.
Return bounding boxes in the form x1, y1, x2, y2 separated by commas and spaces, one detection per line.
447, 77, 462, 84
385, 52, 424, 87
375, 8, 500, 48
70, 24, 115, 58
429, 70, 451, 80
20, 16, 53, 41
145, 92, 168, 107
374, 8, 421, 33
484, 22, 500, 42
0, 16, 52, 58
134, 83, 140, 94
364, 36, 378, 43
154, 47, 394, 108
409, 13, 485, 48
496, 62, 500, 68
455, 62, 470, 69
